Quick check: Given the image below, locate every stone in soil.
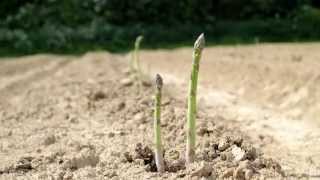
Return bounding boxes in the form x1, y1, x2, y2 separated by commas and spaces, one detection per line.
120, 78, 133, 86
231, 145, 246, 162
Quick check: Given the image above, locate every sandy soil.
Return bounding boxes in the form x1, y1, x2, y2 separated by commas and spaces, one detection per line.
0, 43, 320, 179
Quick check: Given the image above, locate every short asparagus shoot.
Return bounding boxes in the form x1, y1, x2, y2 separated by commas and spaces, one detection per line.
186, 33, 205, 164
154, 74, 165, 173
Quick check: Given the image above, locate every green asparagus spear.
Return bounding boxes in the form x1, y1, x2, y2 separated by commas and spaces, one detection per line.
186, 33, 205, 164
154, 74, 165, 173
134, 35, 143, 80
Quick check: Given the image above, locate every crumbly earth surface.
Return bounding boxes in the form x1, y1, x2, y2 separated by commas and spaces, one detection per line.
0, 43, 320, 179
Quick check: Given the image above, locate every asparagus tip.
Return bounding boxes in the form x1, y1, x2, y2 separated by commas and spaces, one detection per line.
136, 35, 144, 43
194, 33, 205, 50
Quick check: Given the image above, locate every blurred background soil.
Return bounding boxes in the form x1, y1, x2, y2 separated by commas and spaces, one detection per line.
0, 43, 319, 179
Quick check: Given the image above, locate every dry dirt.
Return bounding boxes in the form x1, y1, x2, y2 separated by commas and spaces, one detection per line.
0, 43, 320, 179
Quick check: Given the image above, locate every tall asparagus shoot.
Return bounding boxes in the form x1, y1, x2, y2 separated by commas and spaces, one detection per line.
129, 51, 135, 74
154, 74, 165, 173
134, 35, 143, 81
186, 33, 205, 164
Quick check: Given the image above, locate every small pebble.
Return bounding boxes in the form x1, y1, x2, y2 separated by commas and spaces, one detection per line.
133, 112, 146, 123
231, 145, 246, 162
120, 78, 133, 86
245, 169, 254, 180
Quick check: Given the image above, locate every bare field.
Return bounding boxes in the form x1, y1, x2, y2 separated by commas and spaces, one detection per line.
0, 43, 320, 179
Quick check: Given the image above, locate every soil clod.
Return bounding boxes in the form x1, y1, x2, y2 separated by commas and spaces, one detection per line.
134, 143, 157, 172
188, 162, 213, 178
42, 134, 56, 146
62, 148, 99, 170
218, 137, 231, 151
15, 157, 34, 173
90, 91, 106, 101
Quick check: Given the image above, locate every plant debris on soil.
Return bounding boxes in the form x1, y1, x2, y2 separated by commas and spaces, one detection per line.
0, 50, 313, 179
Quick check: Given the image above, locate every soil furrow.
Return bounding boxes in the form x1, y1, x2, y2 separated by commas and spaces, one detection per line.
0, 57, 73, 108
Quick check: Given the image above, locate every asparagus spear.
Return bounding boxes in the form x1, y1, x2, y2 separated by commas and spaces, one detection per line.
134, 35, 143, 80
154, 74, 165, 173
186, 33, 205, 164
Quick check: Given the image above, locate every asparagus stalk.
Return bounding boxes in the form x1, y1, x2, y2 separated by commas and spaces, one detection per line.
186, 33, 205, 164
129, 51, 135, 74
134, 35, 143, 80
154, 74, 165, 173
